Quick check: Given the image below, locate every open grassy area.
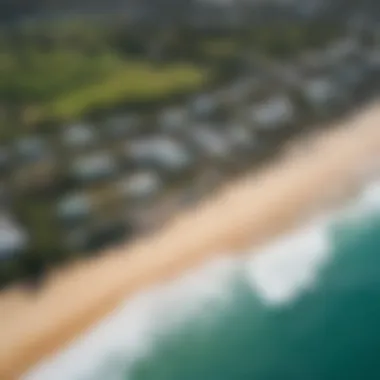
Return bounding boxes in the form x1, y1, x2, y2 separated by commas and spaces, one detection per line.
0, 47, 207, 125
41, 62, 206, 121
0, 21, 345, 128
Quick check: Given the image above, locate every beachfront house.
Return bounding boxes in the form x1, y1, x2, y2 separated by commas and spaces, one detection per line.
0, 215, 29, 287
190, 94, 219, 121
250, 95, 295, 131
0, 215, 28, 261
56, 192, 92, 226
187, 126, 232, 163
226, 124, 258, 157
118, 171, 163, 203
61, 123, 98, 150
301, 77, 344, 117
158, 107, 188, 134
13, 136, 50, 165
104, 115, 140, 141
126, 137, 195, 177
69, 152, 119, 185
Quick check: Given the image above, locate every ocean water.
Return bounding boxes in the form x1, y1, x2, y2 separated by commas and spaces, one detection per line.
25, 179, 380, 380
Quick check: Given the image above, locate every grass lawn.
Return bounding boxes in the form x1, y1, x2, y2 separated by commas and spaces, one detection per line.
0, 49, 207, 125
42, 62, 206, 121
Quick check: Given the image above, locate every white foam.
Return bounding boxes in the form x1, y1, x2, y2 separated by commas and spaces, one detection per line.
245, 218, 331, 306
24, 256, 242, 380
359, 180, 380, 210
24, 172, 380, 380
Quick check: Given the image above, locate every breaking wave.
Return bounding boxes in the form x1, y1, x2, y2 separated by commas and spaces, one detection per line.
24, 176, 380, 380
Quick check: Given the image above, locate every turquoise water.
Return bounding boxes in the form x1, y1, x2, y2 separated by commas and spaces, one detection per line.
129, 216, 380, 380
124, 214, 380, 380
25, 181, 380, 380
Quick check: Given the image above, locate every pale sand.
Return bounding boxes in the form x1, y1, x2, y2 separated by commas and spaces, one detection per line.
1, 102, 380, 379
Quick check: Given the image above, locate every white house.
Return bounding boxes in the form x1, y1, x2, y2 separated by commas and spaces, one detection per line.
119, 171, 163, 202
250, 95, 295, 131
56, 192, 92, 225
0, 216, 28, 260
126, 137, 195, 175
14, 136, 49, 164
188, 126, 232, 161
62, 123, 98, 150
70, 152, 119, 184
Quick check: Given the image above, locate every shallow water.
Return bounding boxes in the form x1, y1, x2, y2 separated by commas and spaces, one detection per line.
25, 179, 380, 380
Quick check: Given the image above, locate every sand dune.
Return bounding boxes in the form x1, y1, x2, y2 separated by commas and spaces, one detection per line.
1, 102, 380, 379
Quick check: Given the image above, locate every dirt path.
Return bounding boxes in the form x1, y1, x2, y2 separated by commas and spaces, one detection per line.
1, 102, 380, 379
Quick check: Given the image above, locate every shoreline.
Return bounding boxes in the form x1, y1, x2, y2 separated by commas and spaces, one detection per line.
1, 101, 380, 379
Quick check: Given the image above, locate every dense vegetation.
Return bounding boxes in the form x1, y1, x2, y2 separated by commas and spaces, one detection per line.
0, 17, 354, 289
0, 20, 345, 133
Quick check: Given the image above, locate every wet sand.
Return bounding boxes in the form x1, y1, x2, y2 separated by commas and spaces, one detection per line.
1, 102, 380, 379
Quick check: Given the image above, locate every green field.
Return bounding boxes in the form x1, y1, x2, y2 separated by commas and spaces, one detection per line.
0, 21, 345, 130
0, 48, 206, 125
44, 61, 206, 121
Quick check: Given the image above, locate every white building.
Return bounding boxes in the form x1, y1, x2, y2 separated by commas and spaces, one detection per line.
56, 192, 92, 225
126, 137, 195, 175
119, 171, 163, 202
70, 153, 119, 184
0, 216, 28, 260
250, 95, 295, 130
62, 123, 98, 150
14, 136, 49, 164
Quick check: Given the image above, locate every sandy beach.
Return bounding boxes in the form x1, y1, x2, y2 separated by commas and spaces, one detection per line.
1, 101, 380, 379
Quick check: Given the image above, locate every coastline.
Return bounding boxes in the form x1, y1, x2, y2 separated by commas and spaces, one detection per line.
1, 101, 380, 379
